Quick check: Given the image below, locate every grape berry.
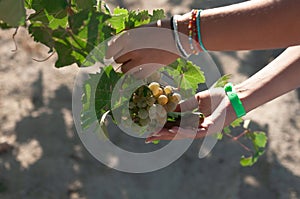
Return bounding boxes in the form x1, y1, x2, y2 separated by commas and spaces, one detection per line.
129, 82, 181, 127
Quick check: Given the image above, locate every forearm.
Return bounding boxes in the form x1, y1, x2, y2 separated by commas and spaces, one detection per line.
177, 0, 300, 51
236, 45, 300, 113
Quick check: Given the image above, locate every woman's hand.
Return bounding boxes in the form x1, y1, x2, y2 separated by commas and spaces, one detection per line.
145, 88, 237, 143
105, 15, 192, 77
105, 20, 178, 74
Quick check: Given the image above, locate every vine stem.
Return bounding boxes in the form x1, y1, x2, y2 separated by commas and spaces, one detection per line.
178, 74, 184, 91
32, 52, 55, 62
223, 132, 252, 152
11, 27, 19, 52
233, 129, 250, 141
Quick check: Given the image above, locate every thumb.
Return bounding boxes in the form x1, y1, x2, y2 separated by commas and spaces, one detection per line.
174, 95, 200, 112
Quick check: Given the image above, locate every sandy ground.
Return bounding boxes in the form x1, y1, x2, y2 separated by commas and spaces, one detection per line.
0, 0, 300, 199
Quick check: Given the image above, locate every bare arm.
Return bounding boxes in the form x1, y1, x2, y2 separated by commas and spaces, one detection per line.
107, 0, 300, 73
237, 45, 300, 112
177, 0, 300, 51
145, 45, 300, 142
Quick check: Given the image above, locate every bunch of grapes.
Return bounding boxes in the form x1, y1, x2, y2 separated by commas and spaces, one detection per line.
129, 82, 182, 128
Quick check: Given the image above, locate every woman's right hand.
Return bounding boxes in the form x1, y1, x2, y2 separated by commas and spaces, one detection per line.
145, 88, 238, 143
105, 13, 193, 77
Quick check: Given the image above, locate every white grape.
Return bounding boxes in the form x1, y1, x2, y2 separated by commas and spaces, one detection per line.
137, 100, 147, 108
149, 105, 157, 120
148, 82, 160, 91
156, 105, 167, 118
121, 117, 133, 129
157, 95, 168, 105
138, 109, 149, 119
164, 86, 173, 95
139, 118, 150, 126
154, 88, 163, 98
146, 97, 156, 106
170, 93, 181, 103
129, 102, 135, 109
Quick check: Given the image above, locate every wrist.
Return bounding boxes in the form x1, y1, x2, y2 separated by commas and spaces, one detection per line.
176, 12, 195, 54
234, 84, 253, 113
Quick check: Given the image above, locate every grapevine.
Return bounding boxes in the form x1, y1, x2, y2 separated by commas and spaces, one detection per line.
0, 0, 267, 167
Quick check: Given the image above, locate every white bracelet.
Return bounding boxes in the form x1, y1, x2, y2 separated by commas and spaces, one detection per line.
172, 15, 190, 58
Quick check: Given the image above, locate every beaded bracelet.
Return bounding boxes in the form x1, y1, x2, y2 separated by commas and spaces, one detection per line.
172, 15, 190, 58
224, 83, 246, 118
188, 10, 198, 55
196, 10, 207, 52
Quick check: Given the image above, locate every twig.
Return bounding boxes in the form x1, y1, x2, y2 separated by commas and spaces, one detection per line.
224, 132, 252, 152
32, 52, 55, 62
11, 27, 19, 52
233, 129, 250, 141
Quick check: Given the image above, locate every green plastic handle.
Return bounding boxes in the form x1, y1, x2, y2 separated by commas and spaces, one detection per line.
224, 83, 246, 118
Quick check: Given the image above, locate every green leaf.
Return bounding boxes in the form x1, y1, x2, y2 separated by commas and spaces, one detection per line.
180, 60, 205, 91
44, 10, 68, 29
213, 74, 232, 88
253, 131, 268, 148
150, 9, 165, 22
24, 0, 33, 9
215, 132, 223, 140
167, 59, 205, 92
31, 0, 43, 11
109, 7, 128, 33
74, 0, 96, 10
0, 21, 12, 29
81, 66, 123, 130
240, 149, 265, 167
152, 140, 160, 144
28, 10, 49, 24
126, 10, 150, 28
0, 0, 25, 27
29, 24, 55, 49
223, 126, 231, 134
54, 41, 78, 67
230, 118, 243, 128
68, 9, 90, 34
43, 0, 68, 18
240, 156, 254, 167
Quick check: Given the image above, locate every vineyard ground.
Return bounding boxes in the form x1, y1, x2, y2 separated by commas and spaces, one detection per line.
0, 0, 300, 199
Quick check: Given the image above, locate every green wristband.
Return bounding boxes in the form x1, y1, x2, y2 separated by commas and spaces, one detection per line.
224, 83, 246, 118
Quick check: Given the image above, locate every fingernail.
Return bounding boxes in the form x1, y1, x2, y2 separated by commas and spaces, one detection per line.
169, 129, 176, 133
145, 140, 151, 144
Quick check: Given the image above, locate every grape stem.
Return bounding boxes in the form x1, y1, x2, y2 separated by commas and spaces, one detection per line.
223, 131, 252, 153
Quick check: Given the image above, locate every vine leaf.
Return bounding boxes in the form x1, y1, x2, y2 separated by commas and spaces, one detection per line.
230, 118, 243, 128
213, 74, 232, 88
81, 65, 122, 130
150, 9, 165, 22
240, 131, 267, 167
74, 0, 96, 10
253, 131, 268, 148
0, 0, 25, 27
109, 8, 128, 33
240, 149, 265, 167
167, 58, 205, 93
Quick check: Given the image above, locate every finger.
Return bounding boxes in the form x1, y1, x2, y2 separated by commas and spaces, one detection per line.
150, 127, 196, 140
174, 90, 211, 112
145, 129, 175, 143
174, 95, 199, 112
